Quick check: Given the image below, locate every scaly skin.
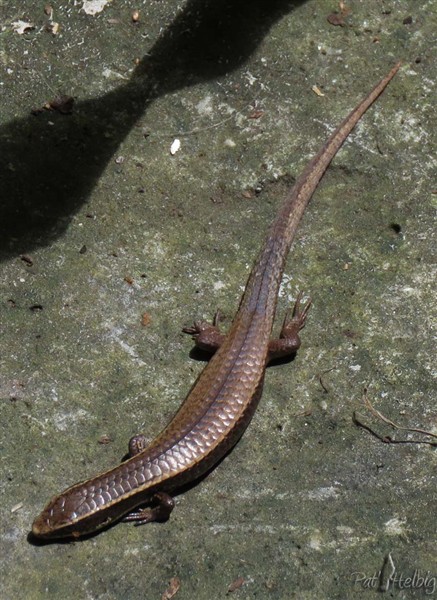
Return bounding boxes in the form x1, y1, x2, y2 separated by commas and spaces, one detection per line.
32, 63, 400, 540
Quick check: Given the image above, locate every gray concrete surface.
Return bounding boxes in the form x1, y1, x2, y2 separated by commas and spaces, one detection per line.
0, 0, 435, 598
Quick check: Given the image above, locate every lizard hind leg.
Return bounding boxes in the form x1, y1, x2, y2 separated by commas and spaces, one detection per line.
268, 292, 312, 361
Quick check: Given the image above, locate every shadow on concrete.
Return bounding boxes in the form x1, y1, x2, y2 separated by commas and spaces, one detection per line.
0, 0, 304, 260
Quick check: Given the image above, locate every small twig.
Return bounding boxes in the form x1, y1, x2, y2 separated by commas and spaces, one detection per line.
353, 389, 437, 447
363, 389, 437, 439
318, 367, 336, 393
353, 411, 384, 440
353, 412, 436, 446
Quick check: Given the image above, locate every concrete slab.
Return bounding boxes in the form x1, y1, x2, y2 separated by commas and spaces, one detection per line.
0, 1, 435, 598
